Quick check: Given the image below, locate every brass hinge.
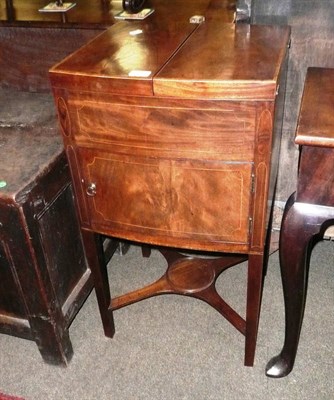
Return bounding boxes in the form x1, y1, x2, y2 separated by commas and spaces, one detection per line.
251, 173, 256, 193
248, 217, 253, 236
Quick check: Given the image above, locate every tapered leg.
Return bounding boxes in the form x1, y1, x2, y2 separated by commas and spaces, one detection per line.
266, 193, 334, 377
245, 254, 264, 366
81, 229, 115, 338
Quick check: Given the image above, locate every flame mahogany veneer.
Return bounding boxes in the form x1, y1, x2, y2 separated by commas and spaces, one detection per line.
50, 3, 290, 367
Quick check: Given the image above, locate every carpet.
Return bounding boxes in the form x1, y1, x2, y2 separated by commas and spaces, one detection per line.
0, 393, 24, 400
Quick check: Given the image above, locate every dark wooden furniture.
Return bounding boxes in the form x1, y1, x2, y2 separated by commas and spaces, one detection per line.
50, 4, 290, 367
0, 90, 92, 365
266, 67, 334, 378
0, 0, 121, 91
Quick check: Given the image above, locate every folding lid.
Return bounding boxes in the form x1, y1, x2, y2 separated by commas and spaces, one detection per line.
154, 22, 291, 100
50, 17, 290, 100
49, 18, 198, 96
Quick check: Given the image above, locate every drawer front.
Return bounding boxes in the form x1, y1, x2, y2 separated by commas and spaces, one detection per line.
77, 149, 253, 250
68, 99, 256, 161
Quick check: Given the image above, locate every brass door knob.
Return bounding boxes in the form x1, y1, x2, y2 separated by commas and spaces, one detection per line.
86, 183, 97, 197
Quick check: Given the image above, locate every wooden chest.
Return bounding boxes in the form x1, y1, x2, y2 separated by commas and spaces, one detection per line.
0, 90, 92, 365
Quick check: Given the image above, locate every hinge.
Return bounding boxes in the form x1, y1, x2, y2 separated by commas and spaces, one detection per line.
251, 173, 256, 193
248, 217, 253, 236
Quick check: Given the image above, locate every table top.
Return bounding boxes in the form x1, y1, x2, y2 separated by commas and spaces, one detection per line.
295, 67, 334, 148
0, 89, 62, 200
50, 18, 290, 100
153, 23, 290, 100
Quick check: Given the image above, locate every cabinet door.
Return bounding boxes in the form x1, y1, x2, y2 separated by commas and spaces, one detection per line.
77, 148, 253, 252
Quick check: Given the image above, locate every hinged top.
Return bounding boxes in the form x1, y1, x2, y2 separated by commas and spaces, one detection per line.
49, 19, 197, 96
154, 22, 290, 100
295, 67, 334, 148
50, 17, 290, 100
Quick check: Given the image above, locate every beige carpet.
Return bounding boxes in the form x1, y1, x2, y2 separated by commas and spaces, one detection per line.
0, 240, 333, 400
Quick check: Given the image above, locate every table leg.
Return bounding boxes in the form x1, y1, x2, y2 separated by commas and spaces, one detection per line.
245, 253, 264, 366
29, 318, 73, 365
81, 229, 115, 338
266, 193, 334, 377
